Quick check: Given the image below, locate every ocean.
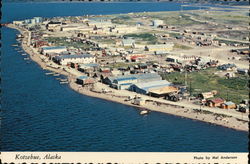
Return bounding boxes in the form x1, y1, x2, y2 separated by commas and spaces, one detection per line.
1, 2, 248, 152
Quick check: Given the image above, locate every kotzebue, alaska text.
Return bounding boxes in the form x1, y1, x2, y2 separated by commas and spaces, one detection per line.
15, 154, 61, 160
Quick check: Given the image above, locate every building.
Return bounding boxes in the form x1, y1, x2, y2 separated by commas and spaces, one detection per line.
129, 80, 171, 95
149, 86, 179, 97
237, 68, 248, 75
103, 73, 162, 89
221, 101, 237, 109
53, 54, 96, 65
198, 90, 217, 99
76, 76, 95, 85
217, 63, 236, 71
152, 19, 164, 27
41, 46, 67, 55
33, 17, 43, 23
112, 25, 138, 34
145, 43, 174, 54
122, 38, 135, 47
78, 63, 99, 72
206, 98, 225, 107
46, 21, 64, 31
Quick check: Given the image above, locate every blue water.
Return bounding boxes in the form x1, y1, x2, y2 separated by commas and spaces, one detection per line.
1, 2, 248, 152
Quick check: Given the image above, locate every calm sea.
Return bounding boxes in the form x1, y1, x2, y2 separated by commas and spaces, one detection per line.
1, 2, 248, 152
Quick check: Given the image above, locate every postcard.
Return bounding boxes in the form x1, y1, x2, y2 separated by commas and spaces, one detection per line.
1, 0, 249, 163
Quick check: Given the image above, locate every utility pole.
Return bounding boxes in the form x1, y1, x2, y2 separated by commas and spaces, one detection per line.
189, 78, 192, 96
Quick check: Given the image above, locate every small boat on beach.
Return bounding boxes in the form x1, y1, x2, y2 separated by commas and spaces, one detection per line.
45, 72, 54, 75
60, 81, 69, 84
140, 109, 149, 115
60, 78, 68, 82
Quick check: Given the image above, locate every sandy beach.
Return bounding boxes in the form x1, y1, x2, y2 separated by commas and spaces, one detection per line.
7, 24, 249, 132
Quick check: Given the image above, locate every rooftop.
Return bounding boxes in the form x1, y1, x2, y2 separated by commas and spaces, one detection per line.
55, 54, 94, 60
42, 46, 67, 50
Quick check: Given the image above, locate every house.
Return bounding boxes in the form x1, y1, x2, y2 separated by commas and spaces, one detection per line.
78, 63, 99, 72
221, 101, 237, 109
76, 76, 94, 85
53, 54, 95, 65
198, 90, 217, 99
41, 46, 67, 55
206, 98, 225, 107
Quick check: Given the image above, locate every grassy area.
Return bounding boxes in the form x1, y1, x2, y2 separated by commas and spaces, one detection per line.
111, 15, 135, 25
124, 33, 158, 44
108, 62, 138, 69
160, 68, 249, 104
168, 32, 182, 38
214, 38, 247, 46
173, 43, 193, 50
45, 37, 94, 49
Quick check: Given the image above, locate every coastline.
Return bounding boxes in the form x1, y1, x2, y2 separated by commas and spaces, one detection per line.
7, 24, 249, 132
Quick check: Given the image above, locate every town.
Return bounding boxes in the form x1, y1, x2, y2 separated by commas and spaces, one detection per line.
9, 7, 249, 131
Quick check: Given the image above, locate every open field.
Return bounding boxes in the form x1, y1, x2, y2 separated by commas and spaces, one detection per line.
161, 68, 249, 104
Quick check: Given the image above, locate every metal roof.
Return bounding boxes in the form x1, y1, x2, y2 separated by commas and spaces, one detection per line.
42, 46, 67, 50
224, 101, 235, 106
55, 54, 94, 60
115, 77, 137, 82
77, 76, 88, 80
133, 80, 171, 92
79, 63, 99, 68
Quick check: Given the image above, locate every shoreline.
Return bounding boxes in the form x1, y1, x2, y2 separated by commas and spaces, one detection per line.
7, 24, 249, 132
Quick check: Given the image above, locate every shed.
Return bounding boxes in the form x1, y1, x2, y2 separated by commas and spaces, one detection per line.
221, 101, 236, 109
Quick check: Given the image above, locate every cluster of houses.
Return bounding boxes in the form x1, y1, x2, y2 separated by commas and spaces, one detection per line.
13, 15, 249, 113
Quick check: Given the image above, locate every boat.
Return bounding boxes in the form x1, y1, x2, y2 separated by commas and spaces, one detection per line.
24, 57, 30, 60
60, 79, 68, 82
140, 109, 149, 115
12, 44, 19, 47
53, 73, 60, 76
22, 53, 27, 56
60, 81, 69, 84
45, 72, 54, 75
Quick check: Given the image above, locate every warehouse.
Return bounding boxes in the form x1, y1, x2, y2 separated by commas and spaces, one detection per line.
148, 86, 179, 98
129, 80, 171, 95
41, 46, 67, 55
53, 54, 96, 65
102, 73, 162, 89
145, 43, 174, 54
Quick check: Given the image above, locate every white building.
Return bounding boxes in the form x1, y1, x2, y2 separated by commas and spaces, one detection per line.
41, 46, 67, 55
145, 43, 174, 54
53, 54, 96, 65
152, 19, 164, 27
